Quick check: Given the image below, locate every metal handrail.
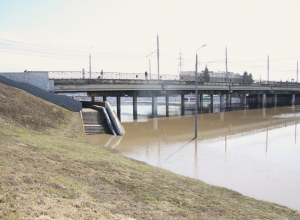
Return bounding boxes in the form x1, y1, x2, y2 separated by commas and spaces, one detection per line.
48, 71, 300, 88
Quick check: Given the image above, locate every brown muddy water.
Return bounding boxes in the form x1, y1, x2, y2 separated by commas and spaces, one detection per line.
86, 106, 300, 211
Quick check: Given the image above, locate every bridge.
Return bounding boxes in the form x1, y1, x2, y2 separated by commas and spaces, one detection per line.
1, 71, 300, 120
52, 72, 300, 119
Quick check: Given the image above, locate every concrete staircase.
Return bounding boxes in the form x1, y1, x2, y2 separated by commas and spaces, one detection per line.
82, 108, 112, 135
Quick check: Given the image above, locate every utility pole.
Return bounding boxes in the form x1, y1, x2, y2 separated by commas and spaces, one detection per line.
179, 48, 182, 74
149, 59, 151, 80
225, 46, 228, 82
146, 50, 157, 81
195, 52, 198, 138
89, 53, 91, 78
157, 33, 160, 80
267, 54, 269, 83
195, 44, 207, 138
89, 46, 93, 79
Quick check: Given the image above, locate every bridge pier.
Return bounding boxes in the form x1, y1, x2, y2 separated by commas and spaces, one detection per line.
291, 93, 296, 105
133, 93, 137, 120
181, 94, 185, 115
226, 94, 230, 107
152, 94, 157, 117
243, 94, 247, 105
103, 96, 107, 101
274, 94, 278, 106
262, 94, 267, 106
117, 96, 121, 120
257, 94, 260, 106
91, 96, 95, 102
210, 94, 214, 112
220, 94, 225, 109
200, 94, 203, 109
166, 94, 169, 117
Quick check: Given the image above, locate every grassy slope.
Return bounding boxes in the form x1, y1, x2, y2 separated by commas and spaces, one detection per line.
0, 83, 299, 219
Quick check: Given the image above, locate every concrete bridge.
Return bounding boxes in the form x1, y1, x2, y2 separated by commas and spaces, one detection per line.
1, 71, 299, 120
54, 78, 300, 119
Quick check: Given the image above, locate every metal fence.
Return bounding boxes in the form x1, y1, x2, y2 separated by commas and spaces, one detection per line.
48, 71, 180, 81
48, 71, 300, 88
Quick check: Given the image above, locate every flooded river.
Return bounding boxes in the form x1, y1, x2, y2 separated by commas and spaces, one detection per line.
86, 104, 300, 211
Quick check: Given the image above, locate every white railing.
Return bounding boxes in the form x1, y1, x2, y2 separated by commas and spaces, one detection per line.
48, 71, 300, 88
48, 71, 180, 81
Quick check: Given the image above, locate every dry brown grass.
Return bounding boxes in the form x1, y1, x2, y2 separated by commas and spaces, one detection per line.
0, 82, 300, 219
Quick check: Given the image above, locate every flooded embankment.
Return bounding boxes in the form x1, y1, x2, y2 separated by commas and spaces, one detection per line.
87, 104, 300, 211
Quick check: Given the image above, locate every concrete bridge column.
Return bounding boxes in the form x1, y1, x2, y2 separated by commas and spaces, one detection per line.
152, 94, 158, 117
91, 96, 95, 102
257, 94, 260, 106
133, 93, 137, 120
274, 94, 277, 106
262, 94, 267, 106
166, 94, 169, 117
103, 96, 107, 101
220, 94, 225, 109
291, 93, 296, 105
210, 94, 214, 112
181, 94, 185, 115
117, 96, 121, 120
200, 94, 203, 109
243, 94, 247, 105
226, 94, 230, 107
197, 93, 200, 109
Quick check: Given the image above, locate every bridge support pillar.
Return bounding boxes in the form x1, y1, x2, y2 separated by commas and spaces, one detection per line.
243, 94, 247, 105
210, 94, 214, 112
181, 94, 185, 115
226, 94, 230, 107
220, 94, 225, 109
117, 96, 121, 120
166, 94, 169, 117
274, 94, 277, 106
291, 93, 296, 105
133, 93, 137, 120
103, 96, 107, 102
257, 94, 260, 106
200, 94, 203, 109
152, 94, 157, 117
91, 96, 95, 102
262, 94, 267, 106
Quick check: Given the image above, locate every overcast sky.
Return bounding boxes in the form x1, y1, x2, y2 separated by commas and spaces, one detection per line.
1, 0, 300, 81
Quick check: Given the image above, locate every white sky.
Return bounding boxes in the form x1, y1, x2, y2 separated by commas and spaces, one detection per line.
1, 0, 300, 81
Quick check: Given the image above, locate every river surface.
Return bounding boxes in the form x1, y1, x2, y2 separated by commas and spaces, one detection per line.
86, 104, 300, 211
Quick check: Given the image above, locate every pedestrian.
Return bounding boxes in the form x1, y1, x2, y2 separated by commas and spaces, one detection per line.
145, 71, 148, 80
101, 69, 103, 79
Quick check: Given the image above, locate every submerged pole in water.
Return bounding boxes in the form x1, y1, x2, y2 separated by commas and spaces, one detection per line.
195, 53, 198, 138
195, 44, 207, 138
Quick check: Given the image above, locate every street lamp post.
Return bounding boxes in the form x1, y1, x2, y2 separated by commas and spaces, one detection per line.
89, 46, 93, 79
146, 50, 157, 80
195, 44, 207, 138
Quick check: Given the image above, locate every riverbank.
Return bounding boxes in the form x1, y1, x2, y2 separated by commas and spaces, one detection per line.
0, 83, 299, 219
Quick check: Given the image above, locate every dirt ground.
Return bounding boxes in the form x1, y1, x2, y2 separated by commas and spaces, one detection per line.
0, 82, 299, 219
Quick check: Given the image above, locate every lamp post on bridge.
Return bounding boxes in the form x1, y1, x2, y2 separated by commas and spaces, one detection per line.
89, 46, 93, 79
146, 50, 157, 80
195, 44, 207, 138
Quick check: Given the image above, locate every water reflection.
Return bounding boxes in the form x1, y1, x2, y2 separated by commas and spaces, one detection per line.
86, 106, 300, 211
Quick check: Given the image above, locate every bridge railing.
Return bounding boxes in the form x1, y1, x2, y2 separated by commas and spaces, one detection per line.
48, 71, 300, 88
48, 71, 180, 81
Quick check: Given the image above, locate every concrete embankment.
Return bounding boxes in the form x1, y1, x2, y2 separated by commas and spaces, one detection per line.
0, 75, 82, 112
81, 101, 125, 136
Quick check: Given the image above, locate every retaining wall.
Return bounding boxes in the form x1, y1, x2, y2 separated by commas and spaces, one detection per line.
0, 75, 81, 112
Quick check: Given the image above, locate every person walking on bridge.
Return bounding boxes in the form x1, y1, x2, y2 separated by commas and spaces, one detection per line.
145, 71, 148, 80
